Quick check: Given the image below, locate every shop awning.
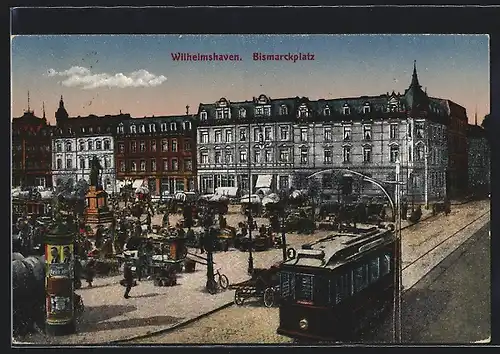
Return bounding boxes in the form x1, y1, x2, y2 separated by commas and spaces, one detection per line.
132, 179, 145, 189
255, 175, 272, 189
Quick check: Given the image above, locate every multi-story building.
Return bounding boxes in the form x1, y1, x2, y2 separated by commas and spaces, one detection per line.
114, 115, 197, 195
196, 63, 450, 204
51, 96, 123, 192
12, 105, 54, 188
466, 122, 490, 195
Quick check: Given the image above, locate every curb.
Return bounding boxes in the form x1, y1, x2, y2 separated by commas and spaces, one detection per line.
108, 301, 235, 344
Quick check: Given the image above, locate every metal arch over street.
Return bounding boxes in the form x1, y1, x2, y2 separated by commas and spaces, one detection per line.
306, 168, 403, 219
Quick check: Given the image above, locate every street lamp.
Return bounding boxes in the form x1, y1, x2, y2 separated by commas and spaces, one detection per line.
393, 159, 403, 343
246, 122, 255, 275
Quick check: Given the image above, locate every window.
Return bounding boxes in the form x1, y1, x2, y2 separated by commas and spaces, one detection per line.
416, 144, 425, 161
81, 127, 86, 133
324, 149, 332, 164
56, 142, 62, 152
66, 158, 72, 169
390, 124, 398, 139
324, 128, 332, 141
103, 157, 109, 169
131, 161, 137, 172
56, 159, 62, 169
408, 145, 412, 162
136, 141, 144, 152
117, 125, 124, 134
150, 140, 156, 152
215, 151, 222, 164
201, 132, 209, 144
363, 147, 372, 163
264, 127, 272, 141
416, 123, 425, 139
119, 161, 126, 172
300, 147, 308, 164
225, 130, 232, 142
151, 159, 156, 172
163, 159, 169, 171
225, 151, 233, 163
118, 143, 125, 154
279, 148, 290, 162
343, 146, 351, 163
79, 158, 85, 169
200, 111, 207, 121
65, 141, 72, 152
408, 122, 412, 138
88, 141, 93, 150
170, 123, 177, 131
161, 139, 168, 152
160, 123, 167, 132
130, 125, 137, 133
280, 126, 289, 140
363, 125, 372, 140
184, 159, 192, 171
335, 274, 350, 304
390, 145, 399, 163
265, 149, 272, 163
139, 160, 146, 171
343, 126, 351, 141
89, 127, 93, 133
184, 140, 191, 151
215, 130, 222, 143
324, 106, 331, 115
239, 108, 246, 118
353, 264, 369, 293
104, 139, 111, 150
130, 141, 137, 153
363, 105, 371, 114
239, 128, 247, 141
239, 150, 247, 163
79, 141, 85, 151
255, 106, 264, 116
343, 106, 350, 115
263, 106, 271, 116
200, 152, 208, 164
380, 254, 391, 276
300, 128, 308, 142
254, 128, 263, 142
279, 176, 289, 190
298, 106, 310, 118
254, 150, 261, 163
171, 139, 178, 152
280, 105, 288, 115
171, 158, 179, 170
149, 123, 156, 133
184, 121, 192, 130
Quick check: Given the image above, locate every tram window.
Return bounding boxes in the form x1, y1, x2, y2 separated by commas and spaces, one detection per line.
353, 264, 369, 293
335, 274, 350, 304
369, 258, 380, 283
380, 254, 391, 276
280, 271, 293, 299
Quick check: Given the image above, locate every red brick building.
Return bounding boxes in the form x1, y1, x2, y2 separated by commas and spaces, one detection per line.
12, 107, 54, 188
114, 115, 197, 195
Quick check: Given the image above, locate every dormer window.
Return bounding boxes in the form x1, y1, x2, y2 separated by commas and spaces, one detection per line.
81, 127, 86, 133
170, 122, 177, 131
324, 106, 331, 116
263, 106, 271, 116
200, 111, 208, 121
68, 128, 73, 134
160, 123, 167, 132
239, 108, 246, 118
149, 123, 156, 133
183, 121, 192, 130
343, 105, 350, 115
139, 124, 146, 133
280, 105, 288, 115
298, 104, 310, 118
117, 124, 124, 134
89, 127, 93, 133
363, 104, 371, 114
130, 125, 137, 133
255, 106, 264, 116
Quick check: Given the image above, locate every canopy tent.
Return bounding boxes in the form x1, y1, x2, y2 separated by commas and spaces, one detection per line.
255, 175, 273, 189
214, 187, 239, 198
262, 193, 280, 206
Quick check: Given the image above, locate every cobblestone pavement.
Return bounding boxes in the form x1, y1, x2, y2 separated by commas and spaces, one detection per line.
15, 200, 489, 345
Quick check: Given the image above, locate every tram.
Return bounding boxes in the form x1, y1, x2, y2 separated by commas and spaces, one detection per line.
277, 224, 396, 342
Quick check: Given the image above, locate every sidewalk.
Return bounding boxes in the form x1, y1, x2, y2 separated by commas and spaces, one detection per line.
15, 199, 490, 345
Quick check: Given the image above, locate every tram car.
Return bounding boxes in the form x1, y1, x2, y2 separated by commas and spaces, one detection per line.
277, 224, 396, 342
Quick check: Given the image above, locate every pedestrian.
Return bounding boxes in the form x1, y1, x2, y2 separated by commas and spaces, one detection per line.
84, 258, 96, 287
123, 261, 134, 299
199, 231, 205, 254
146, 212, 152, 233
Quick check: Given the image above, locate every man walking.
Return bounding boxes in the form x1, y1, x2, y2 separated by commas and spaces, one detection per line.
123, 261, 134, 299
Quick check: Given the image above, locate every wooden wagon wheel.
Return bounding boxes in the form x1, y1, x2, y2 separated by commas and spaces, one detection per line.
234, 290, 245, 306
263, 287, 275, 308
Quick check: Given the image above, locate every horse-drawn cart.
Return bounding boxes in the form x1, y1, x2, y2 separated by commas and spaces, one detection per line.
229, 264, 281, 308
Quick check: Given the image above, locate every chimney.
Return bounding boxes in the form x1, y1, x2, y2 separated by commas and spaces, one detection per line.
186, 105, 190, 115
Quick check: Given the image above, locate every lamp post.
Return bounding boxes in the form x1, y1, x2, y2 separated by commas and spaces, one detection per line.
246, 122, 254, 275
393, 159, 403, 343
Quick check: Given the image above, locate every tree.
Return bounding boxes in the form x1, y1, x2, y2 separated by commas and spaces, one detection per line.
481, 113, 491, 143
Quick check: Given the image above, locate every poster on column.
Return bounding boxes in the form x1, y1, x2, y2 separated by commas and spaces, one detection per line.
46, 244, 73, 278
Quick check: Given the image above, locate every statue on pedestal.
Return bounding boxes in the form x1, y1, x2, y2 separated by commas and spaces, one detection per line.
89, 156, 102, 188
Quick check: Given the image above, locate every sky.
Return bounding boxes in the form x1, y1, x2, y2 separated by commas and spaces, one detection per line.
11, 34, 490, 125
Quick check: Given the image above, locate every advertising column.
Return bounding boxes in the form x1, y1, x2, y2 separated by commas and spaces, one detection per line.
45, 220, 76, 336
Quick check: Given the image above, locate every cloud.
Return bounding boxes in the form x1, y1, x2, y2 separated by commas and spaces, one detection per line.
46, 66, 167, 89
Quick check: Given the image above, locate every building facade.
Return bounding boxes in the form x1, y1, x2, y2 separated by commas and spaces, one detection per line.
114, 115, 197, 195
466, 123, 490, 195
197, 63, 450, 204
12, 108, 54, 188
51, 97, 123, 192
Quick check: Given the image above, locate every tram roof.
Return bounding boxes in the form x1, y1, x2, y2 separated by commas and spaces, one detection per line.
283, 224, 395, 270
